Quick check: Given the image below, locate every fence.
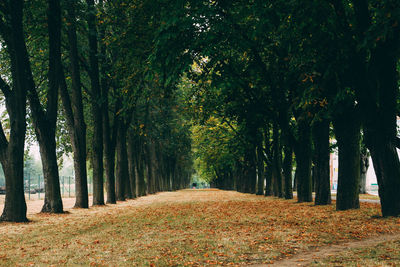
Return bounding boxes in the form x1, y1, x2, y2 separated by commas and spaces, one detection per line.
23, 174, 93, 200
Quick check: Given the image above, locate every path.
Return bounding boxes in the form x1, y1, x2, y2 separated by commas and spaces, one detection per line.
263, 233, 400, 266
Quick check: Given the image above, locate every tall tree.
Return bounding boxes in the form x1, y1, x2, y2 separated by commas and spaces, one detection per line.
0, 0, 29, 222
86, 0, 104, 206
59, 0, 88, 209
23, 0, 64, 213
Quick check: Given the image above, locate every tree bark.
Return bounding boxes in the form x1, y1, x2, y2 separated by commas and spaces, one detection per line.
98, 0, 117, 204
272, 123, 283, 197
264, 166, 273, 196
294, 118, 312, 202
283, 145, 293, 199
313, 119, 331, 205
256, 143, 265, 195
135, 137, 147, 197
36, 0, 64, 214
362, 44, 400, 216
0, 0, 28, 222
103, 104, 117, 203
127, 132, 137, 199
86, 0, 104, 206
359, 146, 369, 194
243, 147, 257, 194
61, 0, 88, 209
19, 0, 64, 214
334, 108, 360, 210
116, 122, 129, 201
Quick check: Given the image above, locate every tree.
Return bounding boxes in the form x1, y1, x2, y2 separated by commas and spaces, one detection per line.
0, 0, 29, 222
23, 0, 64, 213
86, 0, 104, 206
60, 0, 89, 209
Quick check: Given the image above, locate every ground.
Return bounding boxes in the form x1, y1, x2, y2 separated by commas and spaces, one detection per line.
0, 189, 399, 266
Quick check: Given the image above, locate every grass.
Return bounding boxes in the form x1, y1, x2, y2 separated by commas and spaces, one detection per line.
0, 189, 399, 266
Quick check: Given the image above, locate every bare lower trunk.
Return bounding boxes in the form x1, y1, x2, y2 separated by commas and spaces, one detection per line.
294, 118, 312, 203
91, 104, 104, 206
272, 123, 283, 197
283, 145, 293, 199
1, 149, 27, 222
71, 133, 88, 208
127, 133, 136, 199
264, 166, 273, 196
359, 147, 369, 194
368, 141, 400, 216
313, 119, 331, 205
116, 123, 128, 201
136, 140, 147, 197
256, 144, 264, 195
39, 137, 63, 213
334, 110, 360, 210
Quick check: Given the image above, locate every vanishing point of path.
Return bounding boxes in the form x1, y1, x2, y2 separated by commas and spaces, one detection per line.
0, 189, 399, 266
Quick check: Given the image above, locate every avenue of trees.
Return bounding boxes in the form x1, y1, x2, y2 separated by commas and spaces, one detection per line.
0, 0, 400, 222
167, 0, 400, 217
0, 0, 193, 222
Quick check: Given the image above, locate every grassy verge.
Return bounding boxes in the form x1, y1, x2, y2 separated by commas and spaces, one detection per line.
0, 189, 398, 266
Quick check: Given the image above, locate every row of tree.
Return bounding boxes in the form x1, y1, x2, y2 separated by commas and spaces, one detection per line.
0, 0, 193, 222
162, 0, 400, 217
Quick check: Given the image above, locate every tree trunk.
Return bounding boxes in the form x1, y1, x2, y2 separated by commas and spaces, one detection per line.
1, 152, 27, 222
272, 123, 283, 198
313, 119, 331, 205
264, 166, 273, 196
243, 147, 257, 194
38, 136, 63, 213
21, 0, 64, 213
256, 144, 264, 195
103, 108, 116, 203
61, 0, 88, 209
146, 141, 157, 194
0, 0, 28, 222
359, 146, 369, 194
127, 133, 137, 199
334, 109, 360, 210
37, 0, 64, 213
136, 138, 147, 197
294, 118, 312, 202
116, 122, 129, 201
283, 145, 293, 199
86, 0, 104, 206
99, 0, 116, 205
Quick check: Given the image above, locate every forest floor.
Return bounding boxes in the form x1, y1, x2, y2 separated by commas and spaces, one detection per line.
0, 189, 399, 266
